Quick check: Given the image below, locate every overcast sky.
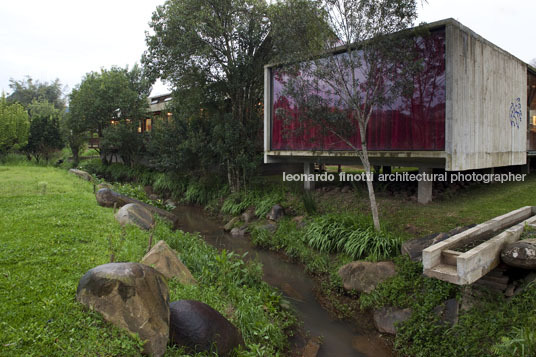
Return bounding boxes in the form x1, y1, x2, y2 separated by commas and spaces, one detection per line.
1, 0, 534, 100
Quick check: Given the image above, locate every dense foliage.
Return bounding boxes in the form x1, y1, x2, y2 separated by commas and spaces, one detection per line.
7, 76, 65, 110
25, 100, 64, 162
0, 95, 29, 155
142, 0, 331, 191
68, 65, 150, 137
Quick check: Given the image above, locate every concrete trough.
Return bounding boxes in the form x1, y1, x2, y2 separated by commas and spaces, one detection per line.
423, 206, 536, 285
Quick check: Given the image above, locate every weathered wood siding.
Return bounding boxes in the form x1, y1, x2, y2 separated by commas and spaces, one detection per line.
446, 22, 527, 171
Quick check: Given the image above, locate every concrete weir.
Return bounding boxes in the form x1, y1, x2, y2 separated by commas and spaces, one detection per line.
423, 206, 536, 285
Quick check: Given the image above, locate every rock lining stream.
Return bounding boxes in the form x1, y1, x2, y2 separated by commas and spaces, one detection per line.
172, 205, 392, 357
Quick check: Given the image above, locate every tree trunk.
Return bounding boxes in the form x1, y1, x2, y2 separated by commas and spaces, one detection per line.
359, 129, 381, 231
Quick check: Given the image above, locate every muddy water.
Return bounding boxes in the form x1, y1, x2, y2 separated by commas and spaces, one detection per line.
172, 206, 392, 357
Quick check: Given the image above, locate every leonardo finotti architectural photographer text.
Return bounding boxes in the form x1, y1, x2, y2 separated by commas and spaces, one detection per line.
283, 172, 526, 184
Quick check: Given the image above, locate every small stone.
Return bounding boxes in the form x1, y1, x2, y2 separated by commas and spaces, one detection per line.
338, 261, 396, 293
224, 217, 239, 231
373, 306, 412, 335
69, 168, 93, 181
115, 203, 155, 230
164, 199, 177, 209
266, 204, 284, 221
96, 182, 113, 190
230, 226, 248, 236
302, 337, 321, 357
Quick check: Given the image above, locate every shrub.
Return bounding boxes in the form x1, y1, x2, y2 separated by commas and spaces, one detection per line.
304, 213, 401, 261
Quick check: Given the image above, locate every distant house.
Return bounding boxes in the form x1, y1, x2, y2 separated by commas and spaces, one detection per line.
263, 18, 536, 203
141, 93, 173, 133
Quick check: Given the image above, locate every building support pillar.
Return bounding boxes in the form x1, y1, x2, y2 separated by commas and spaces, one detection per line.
304, 162, 315, 191
418, 167, 433, 204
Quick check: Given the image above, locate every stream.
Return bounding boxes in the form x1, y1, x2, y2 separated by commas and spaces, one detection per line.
172, 206, 392, 357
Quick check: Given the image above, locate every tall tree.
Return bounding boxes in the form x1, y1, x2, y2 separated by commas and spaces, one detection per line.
7, 77, 65, 110
0, 94, 29, 155
279, 0, 420, 230
69, 65, 151, 137
142, 0, 331, 191
26, 100, 64, 163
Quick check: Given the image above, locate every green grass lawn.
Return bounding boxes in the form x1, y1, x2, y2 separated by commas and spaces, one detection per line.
0, 165, 294, 356
315, 173, 536, 238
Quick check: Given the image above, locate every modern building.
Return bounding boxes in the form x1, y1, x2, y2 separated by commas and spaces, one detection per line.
263, 18, 536, 203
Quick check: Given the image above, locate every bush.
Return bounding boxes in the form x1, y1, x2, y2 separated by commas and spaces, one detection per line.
304, 213, 401, 261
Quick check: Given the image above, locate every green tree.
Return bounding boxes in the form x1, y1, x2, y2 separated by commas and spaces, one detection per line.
142, 0, 331, 191
69, 65, 150, 137
100, 121, 146, 167
7, 77, 65, 110
61, 112, 88, 166
0, 94, 30, 155
279, 0, 421, 230
26, 100, 64, 163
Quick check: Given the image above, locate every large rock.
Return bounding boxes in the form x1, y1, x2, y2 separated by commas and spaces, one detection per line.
266, 204, 284, 221
501, 239, 536, 269
401, 225, 475, 262
115, 203, 155, 230
96, 188, 129, 208
141, 240, 196, 284
373, 306, 412, 335
338, 261, 396, 293
169, 300, 244, 356
69, 168, 93, 181
76, 263, 170, 357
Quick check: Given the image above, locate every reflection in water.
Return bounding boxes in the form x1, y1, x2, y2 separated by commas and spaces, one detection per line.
172, 206, 392, 357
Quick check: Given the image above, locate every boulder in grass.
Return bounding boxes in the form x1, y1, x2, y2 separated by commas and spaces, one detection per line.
115, 203, 155, 230
169, 300, 244, 356
501, 239, 536, 269
338, 261, 396, 293
69, 168, 93, 181
141, 240, 196, 284
96, 188, 129, 208
76, 263, 170, 357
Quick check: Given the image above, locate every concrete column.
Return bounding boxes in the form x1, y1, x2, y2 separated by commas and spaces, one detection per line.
304, 162, 315, 191
418, 167, 433, 204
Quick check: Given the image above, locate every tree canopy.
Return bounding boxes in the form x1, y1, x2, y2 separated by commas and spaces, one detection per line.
142, 0, 331, 190
0, 95, 29, 155
7, 77, 65, 110
68, 65, 151, 137
26, 100, 64, 162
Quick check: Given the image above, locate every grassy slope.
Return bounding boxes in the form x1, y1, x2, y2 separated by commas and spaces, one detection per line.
0, 165, 293, 356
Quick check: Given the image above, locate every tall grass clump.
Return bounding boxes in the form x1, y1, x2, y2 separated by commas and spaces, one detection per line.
304, 213, 401, 261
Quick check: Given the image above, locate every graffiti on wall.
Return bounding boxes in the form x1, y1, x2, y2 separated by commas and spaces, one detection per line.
510, 97, 523, 129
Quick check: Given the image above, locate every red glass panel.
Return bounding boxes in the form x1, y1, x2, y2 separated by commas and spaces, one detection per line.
271, 28, 446, 151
